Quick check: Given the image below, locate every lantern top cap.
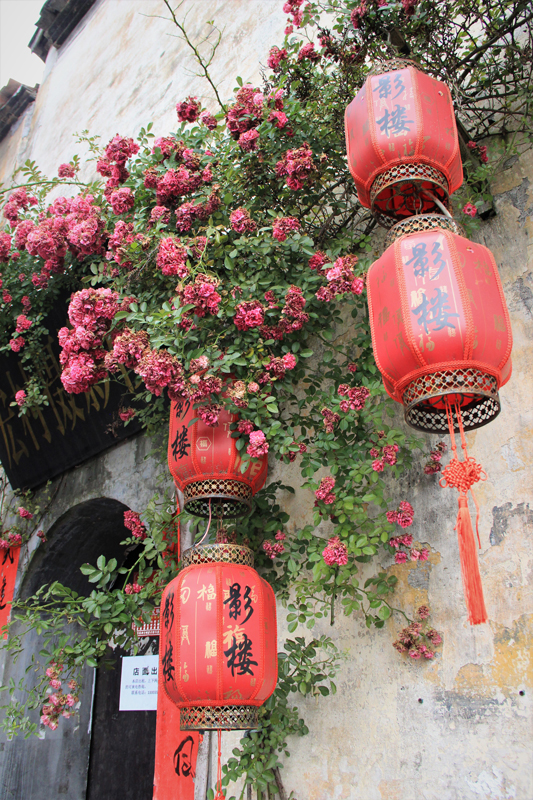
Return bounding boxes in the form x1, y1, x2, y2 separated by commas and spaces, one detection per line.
383, 214, 465, 248
182, 542, 255, 567
367, 57, 426, 77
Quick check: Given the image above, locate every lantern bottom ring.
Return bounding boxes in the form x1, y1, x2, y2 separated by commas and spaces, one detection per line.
180, 705, 259, 731
183, 479, 252, 519
370, 163, 450, 228
384, 214, 465, 248
402, 369, 500, 434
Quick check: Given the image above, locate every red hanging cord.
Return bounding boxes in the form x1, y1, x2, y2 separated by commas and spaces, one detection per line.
214, 729, 225, 799
440, 398, 488, 625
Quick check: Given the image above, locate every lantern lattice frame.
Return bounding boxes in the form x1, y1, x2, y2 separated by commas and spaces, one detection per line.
182, 479, 252, 519
370, 163, 451, 228
402, 367, 501, 433
384, 214, 464, 248
180, 704, 259, 731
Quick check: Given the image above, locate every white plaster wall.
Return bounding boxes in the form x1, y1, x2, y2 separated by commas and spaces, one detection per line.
0, 2, 531, 798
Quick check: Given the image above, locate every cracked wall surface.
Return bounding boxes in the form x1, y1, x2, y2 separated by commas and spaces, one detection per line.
0, 2, 531, 798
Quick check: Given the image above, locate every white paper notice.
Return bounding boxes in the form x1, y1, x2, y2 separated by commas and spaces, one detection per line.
119, 655, 159, 711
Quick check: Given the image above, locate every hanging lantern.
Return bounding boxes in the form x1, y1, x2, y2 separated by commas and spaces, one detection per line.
366, 214, 513, 624
345, 59, 463, 227
168, 398, 268, 518
159, 543, 278, 730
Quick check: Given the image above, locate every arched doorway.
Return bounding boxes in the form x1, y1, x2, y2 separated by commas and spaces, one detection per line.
0, 498, 156, 800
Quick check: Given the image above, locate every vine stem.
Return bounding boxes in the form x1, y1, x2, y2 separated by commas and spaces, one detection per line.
161, 0, 227, 113
0, 180, 91, 198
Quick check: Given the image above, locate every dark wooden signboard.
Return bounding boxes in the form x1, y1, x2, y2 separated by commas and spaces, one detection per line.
0, 304, 142, 490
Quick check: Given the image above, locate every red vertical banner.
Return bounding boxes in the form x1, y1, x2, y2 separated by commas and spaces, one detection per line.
153, 647, 200, 800
0, 547, 21, 636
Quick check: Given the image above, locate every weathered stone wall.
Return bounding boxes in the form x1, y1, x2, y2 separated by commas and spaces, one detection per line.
0, 2, 532, 798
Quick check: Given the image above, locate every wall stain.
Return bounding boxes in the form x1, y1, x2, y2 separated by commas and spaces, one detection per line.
490, 503, 533, 546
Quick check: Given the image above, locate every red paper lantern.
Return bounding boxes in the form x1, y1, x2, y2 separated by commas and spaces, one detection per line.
366, 214, 513, 625
345, 59, 463, 226
160, 543, 277, 730
168, 398, 268, 518
367, 215, 512, 429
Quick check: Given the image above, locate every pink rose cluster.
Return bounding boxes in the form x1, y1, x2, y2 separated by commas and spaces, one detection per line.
272, 216, 300, 242
298, 43, 320, 62
225, 84, 288, 151
0, 531, 23, 549
283, 0, 306, 29
260, 285, 309, 341
0, 231, 12, 262
177, 96, 201, 123
106, 220, 139, 270
156, 236, 188, 278
321, 407, 340, 433
119, 407, 136, 422
337, 383, 370, 414
467, 140, 489, 163
97, 134, 139, 196
393, 606, 442, 660
322, 535, 348, 567
15, 389, 27, 407
263, 530, 286, 559
185, 373, 222, 404
230, 208, 257, 234
424, 441, 447, 474
287, 441, 307, 463
259, 352, 298, 385
2, 187, 38, 227
315, 476, 336, 505
275, 143, 315, 191
59, 288, 124, 394
41, 666, 78, 730
234, 299, 265, 331
267, 46, 288, 70
386, 500, 414, 529
316, 255, 364, 302
197, 403, 222, 427
57, 162, 77, 179
125, 582, 142, 594
246, 429, 269, 458
369, 442, 399, 471
123, 510, 146, 540
176, 273, 221, 321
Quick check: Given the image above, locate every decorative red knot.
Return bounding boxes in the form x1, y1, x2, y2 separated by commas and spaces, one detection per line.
440, 455, 486, 495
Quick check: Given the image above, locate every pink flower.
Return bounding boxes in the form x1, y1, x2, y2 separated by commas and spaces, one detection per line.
410, 548, 421, 561
15, 314, 32, 332
58, 163, 76, 178
247, 430, 269, 457
267, 46, 288, 70
200, 111, 217, 130
10, 338, 25, 352
321, 407, 340, 433
119, 407, 136, 422
238, 129, 260, 151
419, 549, 429, 561
123, 510, 146, 540
230, 208, 257, 234
463, 202, 477, 217
282, 353, 297, 370
156, 236, 188, 278
0, 232, 12, 262
315, 476, 336, 504
395, 552, 408, 564
322, 536, 348, 566
238, 419, 254, 435
234, 300, 265, 331
18, 507, 33, 519
49, 678, 61, 690
386, 510, 398, 524
247, 382, 259, 394
15, 390, 27, 407
372, 459, 384, 472
197, 403, 221, 427
272, 216, 300, 242
177, 97, 201, 123
109, 188, 134, 215
275, 143, 315, 190
298, 43, 320, 62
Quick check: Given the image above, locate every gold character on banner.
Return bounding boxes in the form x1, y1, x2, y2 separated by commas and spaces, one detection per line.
206, 602, 212, 611
249, 585, 258, 604
223, 588, 230, 602
250, 678, 256, 686
206, 665, 213, 674
182, 662, 190, 682
180, 586, 191, 604
223, 624, 245, 647
205, 640, 217, 659
223, 688, 243, 701
494, 315, 505, 332
181, 625, 190, 644
197, 583, 216, 601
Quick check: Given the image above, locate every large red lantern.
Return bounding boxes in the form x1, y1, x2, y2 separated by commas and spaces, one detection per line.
345, 60, 463, 226
159, 543, 277, 730
367, 215, 513, 624
168, 398, 268, 518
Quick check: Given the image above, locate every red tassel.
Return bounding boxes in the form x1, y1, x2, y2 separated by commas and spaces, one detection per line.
440, 399, 488, 625
214, 729, 225, 799
455, 496, 488, 625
